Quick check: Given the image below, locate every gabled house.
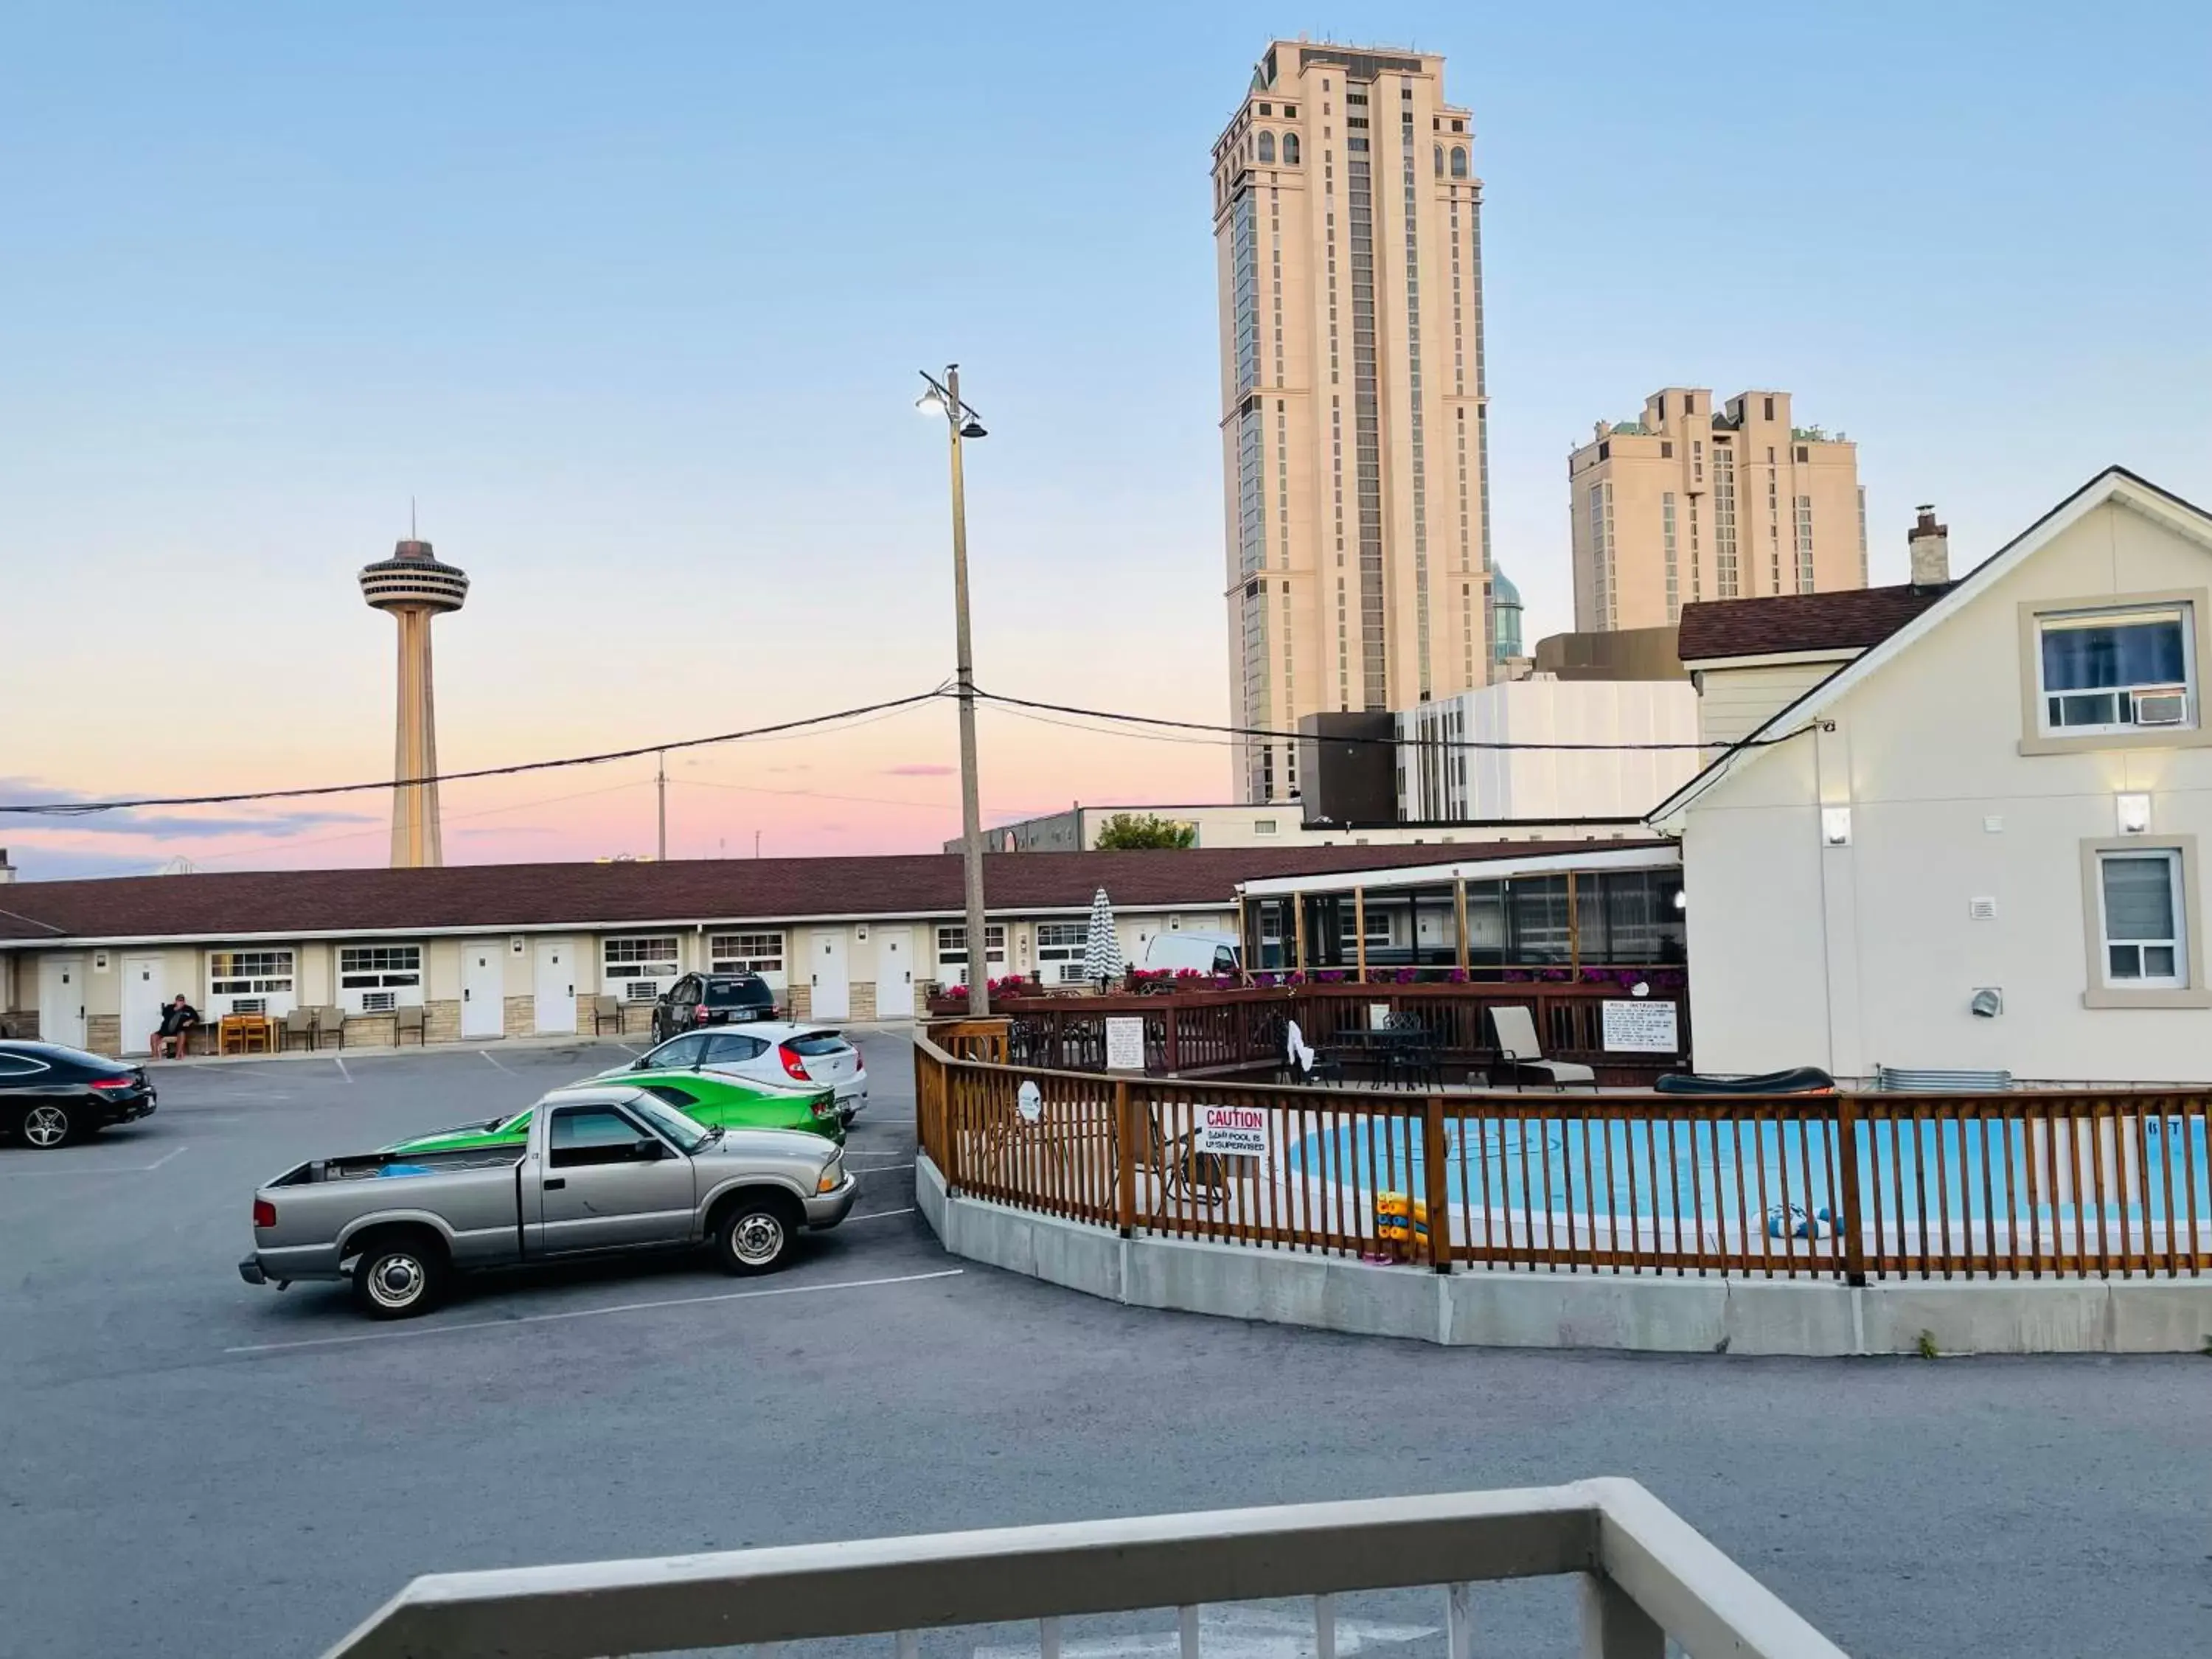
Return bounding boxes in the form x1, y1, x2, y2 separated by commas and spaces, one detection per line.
1653, 467, 2212, 1083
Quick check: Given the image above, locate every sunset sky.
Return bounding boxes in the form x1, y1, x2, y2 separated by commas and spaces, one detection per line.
4, 1, 2207, 880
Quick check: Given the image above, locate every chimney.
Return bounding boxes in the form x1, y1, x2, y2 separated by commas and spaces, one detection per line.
0, 848, 14, 884
1907, 504, 1950, 588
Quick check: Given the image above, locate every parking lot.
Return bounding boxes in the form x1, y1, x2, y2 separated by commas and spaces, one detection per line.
3, 1032, 2209, 1659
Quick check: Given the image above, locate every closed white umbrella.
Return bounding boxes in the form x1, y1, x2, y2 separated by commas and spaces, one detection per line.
1082, 886, 1125, 987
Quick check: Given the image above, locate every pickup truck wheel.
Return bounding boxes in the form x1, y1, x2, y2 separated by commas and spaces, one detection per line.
351, 1236, 448, 1319
714, 1195, 798, 1276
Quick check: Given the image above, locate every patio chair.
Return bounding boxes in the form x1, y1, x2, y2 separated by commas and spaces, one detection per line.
1487, 1005, 1595, 1091
394, 1005, 427, 1046
1282, 1018, 1343, 1086
315, 1006, 346, 1050
591, 994, 626, 1035
279, 1008, 319, 1053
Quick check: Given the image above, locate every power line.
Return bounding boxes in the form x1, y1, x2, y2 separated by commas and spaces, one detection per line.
971, 686, 1812, 754
0, 692, 950, 818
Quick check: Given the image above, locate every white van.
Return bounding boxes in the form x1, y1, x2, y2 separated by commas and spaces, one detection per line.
1141, 931, 1242, 976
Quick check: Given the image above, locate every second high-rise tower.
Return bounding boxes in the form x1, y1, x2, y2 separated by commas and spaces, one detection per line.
1213, 40, 1492, 804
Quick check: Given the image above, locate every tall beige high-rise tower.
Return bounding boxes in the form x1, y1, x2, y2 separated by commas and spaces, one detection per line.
359, 537, 470, 867
1567, 388, 1865, 633
1212, 40, 1492, 804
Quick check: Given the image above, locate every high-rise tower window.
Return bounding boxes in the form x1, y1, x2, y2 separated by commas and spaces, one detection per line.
1283, 133, 1300, 164
1448, 146, 1467, 177
1257, 132, 1276, 163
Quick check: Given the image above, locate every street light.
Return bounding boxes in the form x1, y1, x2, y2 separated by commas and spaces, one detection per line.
918, 364, 992, 1016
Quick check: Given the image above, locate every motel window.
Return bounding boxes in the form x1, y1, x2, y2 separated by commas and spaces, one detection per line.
2097, 850, 2185, 987
603, 935, 680, 1002
709, 931, 785, 975
338, 944, 423, 1015
2037, 605, 2194, 737
935, 925, 1006, 968
1035, 921, 1088, 984
209, 950, 294, 996
1254, 818, 1278, 834
207, 947, 297, 1018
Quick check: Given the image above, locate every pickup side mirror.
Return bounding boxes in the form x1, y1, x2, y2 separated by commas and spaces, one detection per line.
630, 1138, 666, 1162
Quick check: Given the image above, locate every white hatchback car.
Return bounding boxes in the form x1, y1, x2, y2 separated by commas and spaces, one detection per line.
613, 1023, 868, 1121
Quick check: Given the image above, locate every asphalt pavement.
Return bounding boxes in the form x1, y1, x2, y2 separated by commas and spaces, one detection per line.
1, 1031, 2206, 1659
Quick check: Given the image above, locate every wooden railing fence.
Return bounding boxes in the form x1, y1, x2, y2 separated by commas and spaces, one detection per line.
914, 1035, 2211, 1282
948, 981, 1689, 1084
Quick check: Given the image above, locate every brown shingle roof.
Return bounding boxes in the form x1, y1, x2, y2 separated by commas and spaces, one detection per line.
1675, 582, 1955, 663
0, 841, 1666, 945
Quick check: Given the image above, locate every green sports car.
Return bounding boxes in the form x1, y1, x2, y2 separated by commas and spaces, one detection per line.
380, 1070, 842, 1156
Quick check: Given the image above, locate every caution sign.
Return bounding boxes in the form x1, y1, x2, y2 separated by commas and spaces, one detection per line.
1193, 1102, 1267, 1159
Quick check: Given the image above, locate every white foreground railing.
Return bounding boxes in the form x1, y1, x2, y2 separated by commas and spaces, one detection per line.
322, 1479, 1848, 1659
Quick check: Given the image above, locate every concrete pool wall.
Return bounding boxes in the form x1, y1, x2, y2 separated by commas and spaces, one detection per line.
918, 1155, 2212, 1354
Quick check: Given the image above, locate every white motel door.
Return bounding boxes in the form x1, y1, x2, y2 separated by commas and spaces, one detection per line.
121, 957, 165, 1056
810, 930, 850, 1020
462, 940, 504, 1038
872, 928, 912, 1021
39, 956, 86, 1051
532, 939, 577, 1034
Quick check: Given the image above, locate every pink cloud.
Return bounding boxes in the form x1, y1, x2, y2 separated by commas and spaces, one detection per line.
883, 763, 956, 777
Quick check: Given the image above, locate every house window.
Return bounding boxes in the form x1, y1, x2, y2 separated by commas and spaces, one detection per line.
935, 925, 1006, 968
602, 935, 679, 1000
2037, 605, 2194, 735
1254, 818, 1279, 834
709, 931, 784, 975
2098, 849, 2185, 987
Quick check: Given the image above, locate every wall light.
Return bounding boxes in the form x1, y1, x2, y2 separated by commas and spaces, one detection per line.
2117, 793, 2152, 835
1820, 805, 1853, 846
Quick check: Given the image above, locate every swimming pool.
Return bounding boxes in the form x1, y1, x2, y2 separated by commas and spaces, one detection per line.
1286, 1110, 2212, 1239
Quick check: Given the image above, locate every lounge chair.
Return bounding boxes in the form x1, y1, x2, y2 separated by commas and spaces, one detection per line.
1488, 1005, 1595, 1091
316, 1006, 346, 1050
394, 1005, 427, 1046
591, 994, 626, 1035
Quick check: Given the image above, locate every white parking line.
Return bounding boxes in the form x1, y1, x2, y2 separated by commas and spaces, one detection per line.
0, 1144, 191, 1176
847, 1161, 914, 1171
224, 1267, 965, 1355
481, 1051, 516, 1074
845, 1208, 917, 1221
334, 1057, 352, 1083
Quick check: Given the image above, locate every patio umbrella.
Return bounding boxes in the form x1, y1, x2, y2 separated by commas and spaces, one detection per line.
1082, 886, 1126, 987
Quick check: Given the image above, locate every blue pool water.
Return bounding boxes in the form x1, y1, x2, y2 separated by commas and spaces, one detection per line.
1287, 1112, 2212, 1237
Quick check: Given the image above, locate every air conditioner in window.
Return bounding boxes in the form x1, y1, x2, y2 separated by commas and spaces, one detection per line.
361, 991, 397, 1014
232, 998, 267, 1016
2132, 687, 2189, 726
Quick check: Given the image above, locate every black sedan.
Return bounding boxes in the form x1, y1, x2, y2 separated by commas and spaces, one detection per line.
0, 1041, 157, 1150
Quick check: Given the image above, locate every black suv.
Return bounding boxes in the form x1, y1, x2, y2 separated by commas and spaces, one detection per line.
649, 973, 777, 1044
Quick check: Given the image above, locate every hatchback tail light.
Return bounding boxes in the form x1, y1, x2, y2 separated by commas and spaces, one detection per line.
252, 1198, 276, 1229
777, 1043, 810, 1081
694, 1004, 709, 1024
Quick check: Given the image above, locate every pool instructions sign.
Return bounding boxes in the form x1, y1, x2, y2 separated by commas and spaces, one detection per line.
1194, 1102, 1267, 1159
1601, 999, 1679, 1053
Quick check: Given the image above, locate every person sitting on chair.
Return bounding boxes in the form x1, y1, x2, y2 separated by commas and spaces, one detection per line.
150, 995, 200, 1060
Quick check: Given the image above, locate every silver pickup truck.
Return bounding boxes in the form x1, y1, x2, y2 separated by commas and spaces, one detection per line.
237, 1085, 855, 1319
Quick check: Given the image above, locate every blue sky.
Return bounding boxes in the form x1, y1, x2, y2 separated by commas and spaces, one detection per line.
3, 1, 2208, 877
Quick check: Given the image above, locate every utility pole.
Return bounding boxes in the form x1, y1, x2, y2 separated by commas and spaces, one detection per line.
918, 364, 992, 1016
655, 750, 667, 861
